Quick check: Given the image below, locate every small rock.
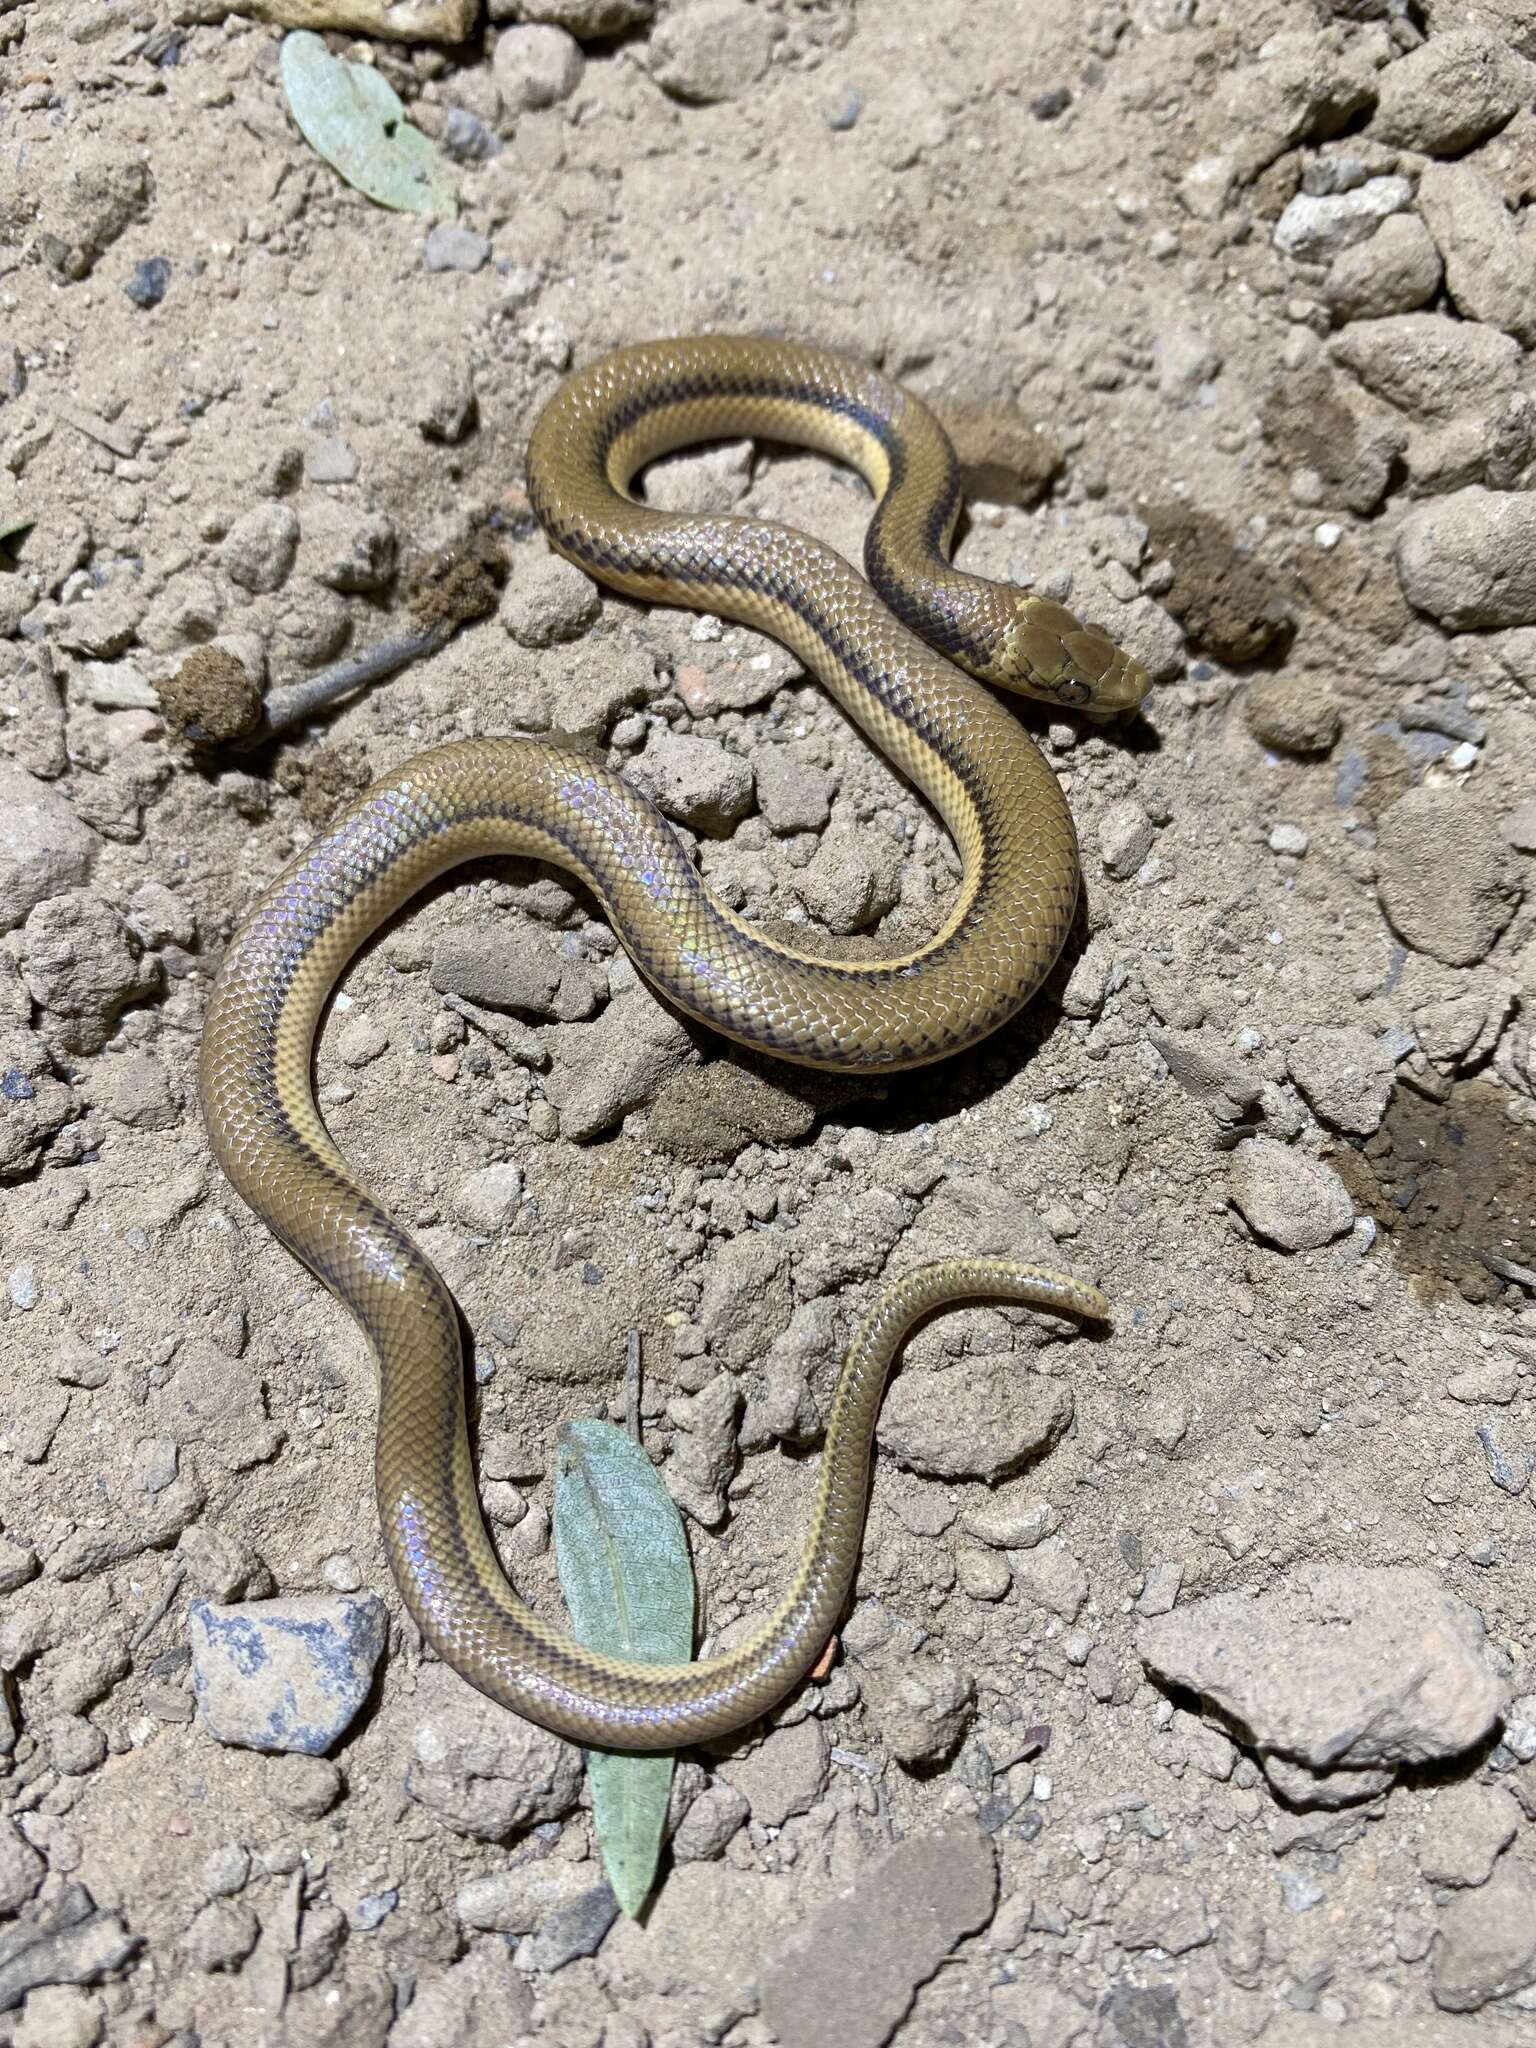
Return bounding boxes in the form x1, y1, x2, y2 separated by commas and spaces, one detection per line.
1229, 1138, 1354, 1251
1137, 1563, 1510, 1771
1333, 315, 1520, 423
188, 1594, 386, 1755
758, 1828, 997, 2048
1244, 674, 1341, 755
1375, 786, 1522, 966
390, 1947, 534, 2048
1323, 213, 1443, 321
544, 984, 694, 1142
651, 0, 772, 103
1418, 1782, 1520, 1887
417, 358, 477, 444
877, 1360, 1072, 1482
1401, 485, 1536, 628
13, 1985, 102, 2048
334, 1016, 388, 1068
431, 928, 563, 1016
751, 743, 835, 834
180, 1898, 259, 1974
20, 891, 155, 1055
1098, 799, 1155, 879
865, 1662, 975, 1767
499, 551, 600, 646
266, 1754, 343, 1820
453, 1163, 525, 1233
1417, 159, 1536, 345
122, 256, 171, 309
697, 1234, 791, 1370
518, 1882, 619, 1972
1263, 1753, 1394, 1809
671, 1781, 749, 1860
405, 1664, 581, 1837
0, 763, 101, 933
440, 107, 500, 164
1286, 1026, 1396, 1135
959, 1488, 1056, 1551
305, 437, 358, 486
493, 23, 583, 112
1433, 1864, 1536, 2011
1010, 1538, 1089, 1623
791, 823, 901, 932
719, 1718, 829, 1824
1372, 27, 1536, 157
423, 224, 491, 274
627, 730, 754, 836
221, 503, 299, 595
457, 1858, 594, 1934
0, 1819, 45, 1915
1273, 175, 1410, 263
198, 1842, 251, 1898
666, 1370, 740, 1526
1113, 1872, 1212, 1955
1268, 823, 1309, 857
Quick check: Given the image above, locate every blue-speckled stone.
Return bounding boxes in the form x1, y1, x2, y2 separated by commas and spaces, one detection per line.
188, 1593, 387, 1754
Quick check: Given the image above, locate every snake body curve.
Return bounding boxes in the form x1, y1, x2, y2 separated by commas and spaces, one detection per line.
200, 338, 1142, 1750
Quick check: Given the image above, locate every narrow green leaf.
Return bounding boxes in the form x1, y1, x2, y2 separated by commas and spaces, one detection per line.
553, 1419, 694, 1918
279, 31, 455, 217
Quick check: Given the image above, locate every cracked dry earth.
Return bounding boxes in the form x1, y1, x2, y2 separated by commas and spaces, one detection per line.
5, 0, 1536, 2044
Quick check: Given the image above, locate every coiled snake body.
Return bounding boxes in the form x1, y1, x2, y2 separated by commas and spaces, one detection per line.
200, 339, 1146, 1749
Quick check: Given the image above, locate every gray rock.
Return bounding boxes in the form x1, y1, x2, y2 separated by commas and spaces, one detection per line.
1098, 798, 1155, 879
180, 1899, 259, 1974
1372, 26, 1536, 157
1273, 175, 1411, 264
651, 0, 773, 103
309, 509, 397, 596
0, 1821, 44, 1916
334, 1015, 388, 1068
221, 503, 298, 594
1113, 1872, 1212, 1955
391, 1946, 535, 2045
671, 1781, 749, 1860
431, 927, 563, 1016
493, 23, 583, 113
423, 224, 491, 274
1262, 1753, 1394, 1809
188, 1594, 387, 1755
877, 1359, 1072, 1482
457, 1858, 595, 1933
1228, 1138, 1353, 1251
1244, 674, 1342, 755
1400, 487, 1536, 632
1418, 1782, 1520, 1887
19, 892, 156, 1055
544, 984, 694, 1141
0, 764, 101, 933
1138, 1564, 1510, 1771
416, 357, 477, 443
720, 1718, 829, 1824
1286, 1026, 1397, 1135
405, 1664, 581, 1839
791, 823, 901, 932
305, 437, 358, 486
452, 1163, 525, 1234
758, 1828, 996, 2048
1417, 159, 1536, 344
265, 1754, 343, 1819
1376, 786, 1522, 965
627, 729, 754, 835
1323, 213, 1443, 322
1433, 1865, 1536, 2011
751, 743, 835, 834
697, 1233, 791, 1370
0, 1884, 139, 2015
864, 1661, 975, 1767
499, 551, 600, 646
1010, 1538, 1089, 1623
1333, 314, 1520, 422
959, 1487, 1056, 1551
518, 1882, 619, 1972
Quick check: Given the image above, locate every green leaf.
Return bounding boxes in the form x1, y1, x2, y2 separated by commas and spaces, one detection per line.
279, 31, 455, 217
553, 1419, 695, 1918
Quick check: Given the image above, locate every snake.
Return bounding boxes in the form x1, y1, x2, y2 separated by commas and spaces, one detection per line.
200, 338, 1146, 1750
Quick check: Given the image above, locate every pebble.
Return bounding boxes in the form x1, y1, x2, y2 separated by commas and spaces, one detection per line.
1323, 213, 1443, 321
423, 224, 491, 274
1433, 1865, 1536, 2011
877, 1358, 1072, 1482
1332, 314, 1520, 422
499, 550, 600, 646
452, 1162, 525, 1234
1400, 486, 1536, 624
265, 1753, 343, 1820
221, 502, 298, 595
672, 1781, 749, 1861
1138, 1564, 1510, 1772
865, 1662, 974, 1767
720, 1717, 829, 1824
1375, 786, 1522, 965
758, 1829, 996, 2048
1286, 1025, 1396, 1135
518, 1882, 620, 1973
0, 763, 101, 933
626, 729, 754, 835
1418, 159, 1536, 344
959, 1488, 1055, 1550
1272, 176, 1410, 264
431, 927, 562, 1016
791, 823, 901, 933
1098, 798, 1155, 879
1372, 26, 1536, 157
1228, 1137, 1354, 1251
405, 1664, 582, 1837
1419, 1782, 1520, 1888
1244, 674, 1341, 755
1476, 1418, 1533, 1495
19, 891, 156, 1055
334, 1015, 388, 1068
181, 1898, 259, 1974
458, 1858, 594, 1935
751, 743, 834, 833
305, 437, 358, 485
440, 106, 500, 163
543, 983, 693, 1141
1113, 1872, 1212, 1955
188, 1593, 387, 1755
122, 256, 170, 308
493, 22, 583, 112
650, 0, 773, 103
1268, 823, 1309, 857
0, 1819, 45, 1915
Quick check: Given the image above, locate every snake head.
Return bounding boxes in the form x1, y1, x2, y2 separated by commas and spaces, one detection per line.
999, 595, 1151, 721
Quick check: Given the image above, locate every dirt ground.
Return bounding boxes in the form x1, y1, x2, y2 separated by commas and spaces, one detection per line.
4, 0, 1536, 2043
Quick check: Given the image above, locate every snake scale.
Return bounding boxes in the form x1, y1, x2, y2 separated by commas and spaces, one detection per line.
200, 338, 1147, 1749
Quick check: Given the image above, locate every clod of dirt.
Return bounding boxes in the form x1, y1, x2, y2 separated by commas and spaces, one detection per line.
1143, 504, 1293, 662
403, 529, 508, 635
939, 400, 1063, 508
157, 647, 263, 747
647, 1060, 821, 1164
